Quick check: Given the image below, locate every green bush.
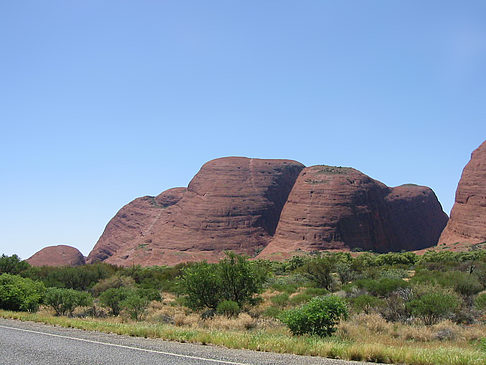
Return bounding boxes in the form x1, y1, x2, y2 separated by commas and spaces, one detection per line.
280, 295, 348, 337
270, 293, 290, 307
355, 277, 409, 297
44, 287, 93, 316
289, 293, 312, 306
407, 290, 460, 325
216, 300, 240, 317
91, 275, 135, 297
475, 293, 486, 311
349, 294, 385, 314
99, 287, 131, 316
263, 306, 282, 319
0, 274, 45, 312
411, 270, 483, 297
121, 294, 149, 321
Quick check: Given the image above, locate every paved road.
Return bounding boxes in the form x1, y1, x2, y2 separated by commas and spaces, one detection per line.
0, 318, 370, 365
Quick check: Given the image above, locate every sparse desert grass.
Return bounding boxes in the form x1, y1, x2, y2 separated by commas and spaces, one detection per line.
2, 309, 486, 365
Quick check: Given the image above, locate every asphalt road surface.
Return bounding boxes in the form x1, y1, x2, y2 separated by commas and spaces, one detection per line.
0, 318, 372, 365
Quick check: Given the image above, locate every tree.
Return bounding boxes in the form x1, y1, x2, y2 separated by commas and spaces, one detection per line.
44, 287, 93, 316
0, 254, 30, 275
180, 252, 267, 311
180, 262, 221, 310
218, 252, 266, 307
300, 256, 336, 290
99, 287, 131, 316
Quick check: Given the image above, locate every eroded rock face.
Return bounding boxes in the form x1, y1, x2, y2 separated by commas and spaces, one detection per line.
87, 187, 186, 264
27, 245, 86, 267
439, 140, 486, 246
258, 166, 448, 259
87, 157, 304, 266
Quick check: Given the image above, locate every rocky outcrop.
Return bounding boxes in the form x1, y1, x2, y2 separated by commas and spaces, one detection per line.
27, 245, 86, 267
87, 157, 304, 266
87, 157, 449, 266
439, 140, 486, 246
87, 188, 186, 263
258, 166, 448, 259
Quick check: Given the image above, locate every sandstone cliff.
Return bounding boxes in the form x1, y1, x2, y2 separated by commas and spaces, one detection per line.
87, 157, 304, 266
439, 140, 486, 247
257, 166, 448, 259
87, 157, 448, 266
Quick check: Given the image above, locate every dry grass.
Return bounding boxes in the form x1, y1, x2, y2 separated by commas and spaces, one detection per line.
1, 309, 485, 365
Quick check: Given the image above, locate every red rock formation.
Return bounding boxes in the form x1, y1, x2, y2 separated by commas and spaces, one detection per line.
87, 157, 304, 266
439, 140, 486, 246
258, 166, 448, 259
27, 245, 85, 267
87, 187, 186, 264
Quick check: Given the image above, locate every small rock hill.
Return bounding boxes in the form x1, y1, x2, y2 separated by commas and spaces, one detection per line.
439, 140, 486, 247
27, 245, 86, 267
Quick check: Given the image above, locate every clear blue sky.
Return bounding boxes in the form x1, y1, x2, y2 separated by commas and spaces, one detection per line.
1, 1, 485, 259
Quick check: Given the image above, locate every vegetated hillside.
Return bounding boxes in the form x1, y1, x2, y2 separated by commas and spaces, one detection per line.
439, 139, 486, 248
83, 156, 447, 267
27, 245, 85, 267
1, 250, 486, 365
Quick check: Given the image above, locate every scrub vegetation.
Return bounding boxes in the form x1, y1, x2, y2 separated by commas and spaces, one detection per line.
1, 250, 486, 364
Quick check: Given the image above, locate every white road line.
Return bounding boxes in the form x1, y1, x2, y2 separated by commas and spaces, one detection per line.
0, 324, 251, 365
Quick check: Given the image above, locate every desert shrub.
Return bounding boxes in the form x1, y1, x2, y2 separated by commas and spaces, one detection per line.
44, 287, 93, 316
270, 293, 290, 307
355, 277, 409, 297
375, 252, 417, 267
303, 287, 328, 296
263, 306, 282, 319
121, 294, 149, 321
412, 270, 483, 297
475, 293, 486, 310
0, 254, 30, 275
335, 261, 356, 284
452, 273, 483, 297
407, 290, 460, 325
378, 290, 412, 322
91, 275, 135, 297
280, 295, 348, 337
99, 287, 131, 316
216, 300, 240, 317
289, 293, 312, 305
349, 294, 385, 314
300, 256, 336, 290
266, 273, 308, 293
0, 274, 45, 312
42, 267, 101, 290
